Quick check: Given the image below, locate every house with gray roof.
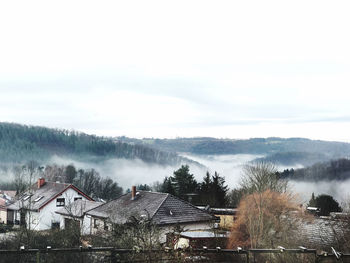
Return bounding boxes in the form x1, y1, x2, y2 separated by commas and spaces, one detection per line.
7, 178, 93, 230
56, 199, 103, 235
85, 186, 217, 242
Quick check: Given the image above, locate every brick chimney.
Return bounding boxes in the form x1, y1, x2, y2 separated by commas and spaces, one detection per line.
131, 186, 136, 200
38, 178, 45, 188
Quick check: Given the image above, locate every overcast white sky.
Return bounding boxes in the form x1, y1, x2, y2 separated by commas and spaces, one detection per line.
1, 0, 350, 141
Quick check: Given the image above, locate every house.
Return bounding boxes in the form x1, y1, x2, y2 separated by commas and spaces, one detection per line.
84, 186, 217, 242
56, 199, 103, 235
0, 190, 16, 224
6, 178, 93, 230
174, 230, 229, 249
197, 206, 238, 229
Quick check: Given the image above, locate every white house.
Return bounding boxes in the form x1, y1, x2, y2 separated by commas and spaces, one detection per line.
56, 199, 103, 235
7, 178, 93, 230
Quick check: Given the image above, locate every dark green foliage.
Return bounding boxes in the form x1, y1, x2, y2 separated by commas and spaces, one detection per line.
172, 165, 198, 200
161, 177, 175, 195
313, 194, 342, 216
227, 188, 245, 208
279, 158, 350, 181
198, 171, 228, 207
65, 164, 77, 184
117, 136, 350, 157
0, 122, 189, 166
256, 151, 329, 166
160, 165, 199, 202
308, 192, 316, 207
137, 184, 151, 191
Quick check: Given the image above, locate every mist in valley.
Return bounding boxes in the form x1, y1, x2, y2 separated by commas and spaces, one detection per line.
290, 179, 350, 206
2, 154, 350, 208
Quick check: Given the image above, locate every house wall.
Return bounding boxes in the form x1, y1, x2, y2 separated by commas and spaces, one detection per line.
27, 188, 89, 231
0, 208, 6, 224
89, 216, 110, 235
59, 214, 92, 235
216, 214, 236, 229
160, 222, 213, 243
89, 216, 213, 243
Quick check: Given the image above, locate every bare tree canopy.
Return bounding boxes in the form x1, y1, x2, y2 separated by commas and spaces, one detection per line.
240, 161, 288, 194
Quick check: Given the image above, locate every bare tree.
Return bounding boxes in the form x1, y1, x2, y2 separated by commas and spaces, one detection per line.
240, 161, 288, 194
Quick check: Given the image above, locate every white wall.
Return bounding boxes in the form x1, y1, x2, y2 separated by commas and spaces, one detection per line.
60, 214, 92, 235
88, 215, 213, 243
28, 187, 89, 231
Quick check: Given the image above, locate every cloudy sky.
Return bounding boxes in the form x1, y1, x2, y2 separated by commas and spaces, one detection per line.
1, 0, 350, 141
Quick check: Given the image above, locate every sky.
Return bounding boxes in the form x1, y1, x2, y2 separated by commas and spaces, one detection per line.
1, 0, 350, 141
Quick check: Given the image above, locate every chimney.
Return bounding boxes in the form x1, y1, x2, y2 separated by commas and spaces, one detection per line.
131, 186, 136, 200
38, 178, 45, 188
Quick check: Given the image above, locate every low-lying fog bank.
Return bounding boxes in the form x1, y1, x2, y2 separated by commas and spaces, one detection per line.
290, 179, 350, 205
2, 154, 349, 207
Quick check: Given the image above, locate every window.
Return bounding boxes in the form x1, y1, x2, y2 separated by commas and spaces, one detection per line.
56, 198, 65, 207
51, 222, 60, 229
34, 196, 44, 202
94, 219, 99, 229
74, 197, 82, 201
22, 194, 32, 201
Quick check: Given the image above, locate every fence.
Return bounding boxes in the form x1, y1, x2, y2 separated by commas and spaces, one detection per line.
0, 246, 350, 263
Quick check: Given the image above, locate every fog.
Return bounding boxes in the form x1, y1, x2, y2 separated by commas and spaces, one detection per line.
290, 179, 350, 205
2, 154, 349, 206
179, 153, 263, 187
49, 154, 262, 189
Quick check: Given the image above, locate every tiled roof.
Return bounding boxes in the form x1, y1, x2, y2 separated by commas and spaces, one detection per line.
299, 218, 346, 248
56, 200, 103, 218
7, 181, 92, 211
152, 194, 215, 225
86, 191, 215, 225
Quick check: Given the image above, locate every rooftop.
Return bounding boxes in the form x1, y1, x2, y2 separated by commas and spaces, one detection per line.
87, 191, 216, 225
7, 180, 92, 211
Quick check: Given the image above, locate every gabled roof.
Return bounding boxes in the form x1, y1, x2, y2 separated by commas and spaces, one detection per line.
86, 191, 216, 225
7, 181, 93, 211
56, 199, 103, 218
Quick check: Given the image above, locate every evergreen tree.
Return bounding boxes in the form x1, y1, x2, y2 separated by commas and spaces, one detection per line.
172, 165, 198, 199
308, 192, 316, 207
314, 194, 342, 216
65, 164, 77, 184
161, 177, 175, 196
199, 171, 228, 207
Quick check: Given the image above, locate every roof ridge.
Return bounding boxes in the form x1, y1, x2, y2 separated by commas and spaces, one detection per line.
166, 193, 216, 218
87, 192, 128, 213
149, 193, 169, 220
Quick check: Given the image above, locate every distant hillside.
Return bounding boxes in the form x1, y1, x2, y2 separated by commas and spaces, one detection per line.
255, 152, 330, 166
116, 137, 350, 165
0, 122, 196, 166
278, 158, 350, 181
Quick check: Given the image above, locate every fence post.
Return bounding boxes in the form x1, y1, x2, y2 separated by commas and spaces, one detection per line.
36, 251, 40, 263
110, 250, 117, 263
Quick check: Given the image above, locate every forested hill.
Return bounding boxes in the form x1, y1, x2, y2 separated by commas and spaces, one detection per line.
116, 137, 350, 156
117, 137, 350, 160
0, 122, 194, 166
278, 158, 350, 181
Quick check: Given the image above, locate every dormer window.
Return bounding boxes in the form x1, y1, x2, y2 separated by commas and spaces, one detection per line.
34, 196, 44, 202
22, 194, 32, 201
56, 198, 65, 207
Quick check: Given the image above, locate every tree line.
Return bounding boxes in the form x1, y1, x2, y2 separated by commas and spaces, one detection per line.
0, 162, 123, 201
277, 158, 350, 181
0, 122, 187, 166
